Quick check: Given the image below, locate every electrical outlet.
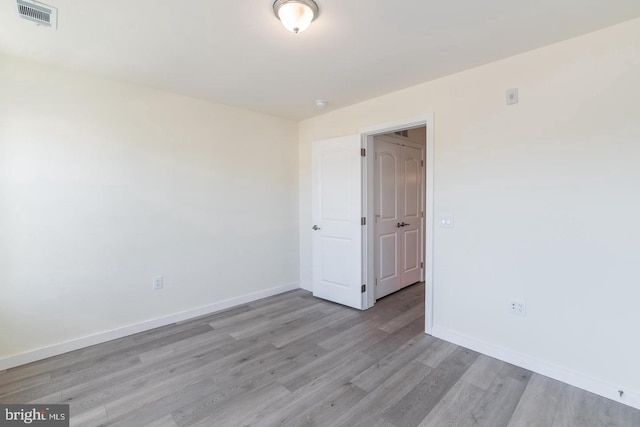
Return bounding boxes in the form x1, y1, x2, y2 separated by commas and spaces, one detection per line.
510, 299, 526, 316
153, 276, 163, 290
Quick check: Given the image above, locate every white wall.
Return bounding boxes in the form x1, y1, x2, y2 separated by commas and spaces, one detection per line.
299, 18, 640, 406
0, 56, 299, 365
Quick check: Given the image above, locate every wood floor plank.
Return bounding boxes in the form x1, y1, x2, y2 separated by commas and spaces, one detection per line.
176, 303, 252, 326
260, 297, 318, 319
277, 326, 388, 393
377, 302, 425, 334
69, 405, 108, 427
28, 390, 62, 405
550, 384, 635, 427
370, 420, 397, 427
458, 364, 532, 427
417, 379, 485, 427
318, 319, 389, 352
136, 328, 235, 364
351, 330, 435, 392
364, 316, 426, 361
333, 361, 433, 427
551, 384, 600, 427
0, 354, 142, 404
1, 282, 638, 427
68, 341, 277, 416
142, 415, 179, 427
246, 290, 307, 309
384, 346, 480, 427
508, 373, 563, 427
459, 353, 504, 391
174, 381, 290, 427
0, 373, 50, 396
104, 377, 220, 426
240, 351, 376, 426
206, 305, 264, 329
269, 307, 358, 349
284, 382, 367, 427
414, 337, 458, 368
616, 401, 640, 426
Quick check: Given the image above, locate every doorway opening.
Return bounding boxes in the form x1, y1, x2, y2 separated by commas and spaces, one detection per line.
361, 115, 434, 334
372, 129, 425, 300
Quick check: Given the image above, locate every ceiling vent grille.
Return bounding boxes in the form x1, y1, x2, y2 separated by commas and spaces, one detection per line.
16, 0, 57, 29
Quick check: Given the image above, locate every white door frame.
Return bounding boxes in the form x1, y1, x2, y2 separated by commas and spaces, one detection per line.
361, 114, 435, 335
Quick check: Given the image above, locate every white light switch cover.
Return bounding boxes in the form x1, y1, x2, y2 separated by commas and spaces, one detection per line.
507, 88, 519, 105
439, 215, 454, 228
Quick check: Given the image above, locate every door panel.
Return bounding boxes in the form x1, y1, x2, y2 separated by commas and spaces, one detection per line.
404, 155, 421, 219
403, 228, 422, 285
379, 152, 398, 220
320, 237, 351, 286
374, 141, 402, 299
375, 137, 423, 299
401, 146, 423, 286
320, 153, 351, 221
312, 135, 363, 310
379, 233, 398, 280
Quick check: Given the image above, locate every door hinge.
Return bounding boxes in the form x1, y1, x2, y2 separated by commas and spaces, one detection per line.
421, 211, 424, 218
361, 284, 366, 293
421, 262, 424, 268
421, 160, 424, 167
361, 148, 366, 157
361, 217, 366, 226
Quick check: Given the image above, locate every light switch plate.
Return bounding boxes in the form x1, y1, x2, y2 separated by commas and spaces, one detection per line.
439, 215, 454, 228
507, 88, 519, 105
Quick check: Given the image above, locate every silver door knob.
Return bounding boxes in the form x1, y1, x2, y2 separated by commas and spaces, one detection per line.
312, 225, 321, 231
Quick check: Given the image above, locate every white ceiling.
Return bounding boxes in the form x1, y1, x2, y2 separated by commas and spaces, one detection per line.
2, 0, 640, 120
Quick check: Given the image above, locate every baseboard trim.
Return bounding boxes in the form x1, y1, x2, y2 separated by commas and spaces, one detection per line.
432, 325, 640, 411
0, 282, 300, 371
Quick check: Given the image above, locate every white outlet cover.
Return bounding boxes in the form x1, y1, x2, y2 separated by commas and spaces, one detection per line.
153, 276, 163, 290
507, 88, 519, 105
510, 299, 526, 316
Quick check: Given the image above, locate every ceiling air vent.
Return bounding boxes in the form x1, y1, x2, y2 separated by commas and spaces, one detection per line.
16, 0, 57, 29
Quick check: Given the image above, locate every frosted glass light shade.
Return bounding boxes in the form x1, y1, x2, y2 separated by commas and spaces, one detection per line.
274, 0, 318, 34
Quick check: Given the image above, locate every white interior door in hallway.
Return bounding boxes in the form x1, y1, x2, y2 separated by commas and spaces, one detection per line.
374, 136, 424, 299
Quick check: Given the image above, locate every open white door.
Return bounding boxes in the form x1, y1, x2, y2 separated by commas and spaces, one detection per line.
312, 135, 364, 310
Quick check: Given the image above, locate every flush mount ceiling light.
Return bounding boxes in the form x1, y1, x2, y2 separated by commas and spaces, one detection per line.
273, 0, 319, 34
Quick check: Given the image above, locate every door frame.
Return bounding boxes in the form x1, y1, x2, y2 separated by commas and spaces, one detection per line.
361, 114, 435, 335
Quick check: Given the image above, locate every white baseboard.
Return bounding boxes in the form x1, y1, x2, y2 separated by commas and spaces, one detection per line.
0, 282, 300, 371
299, 281, 312, 292
432, 326, 640, 410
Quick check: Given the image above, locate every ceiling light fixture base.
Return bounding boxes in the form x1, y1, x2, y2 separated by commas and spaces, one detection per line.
273, 0, 319, 34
